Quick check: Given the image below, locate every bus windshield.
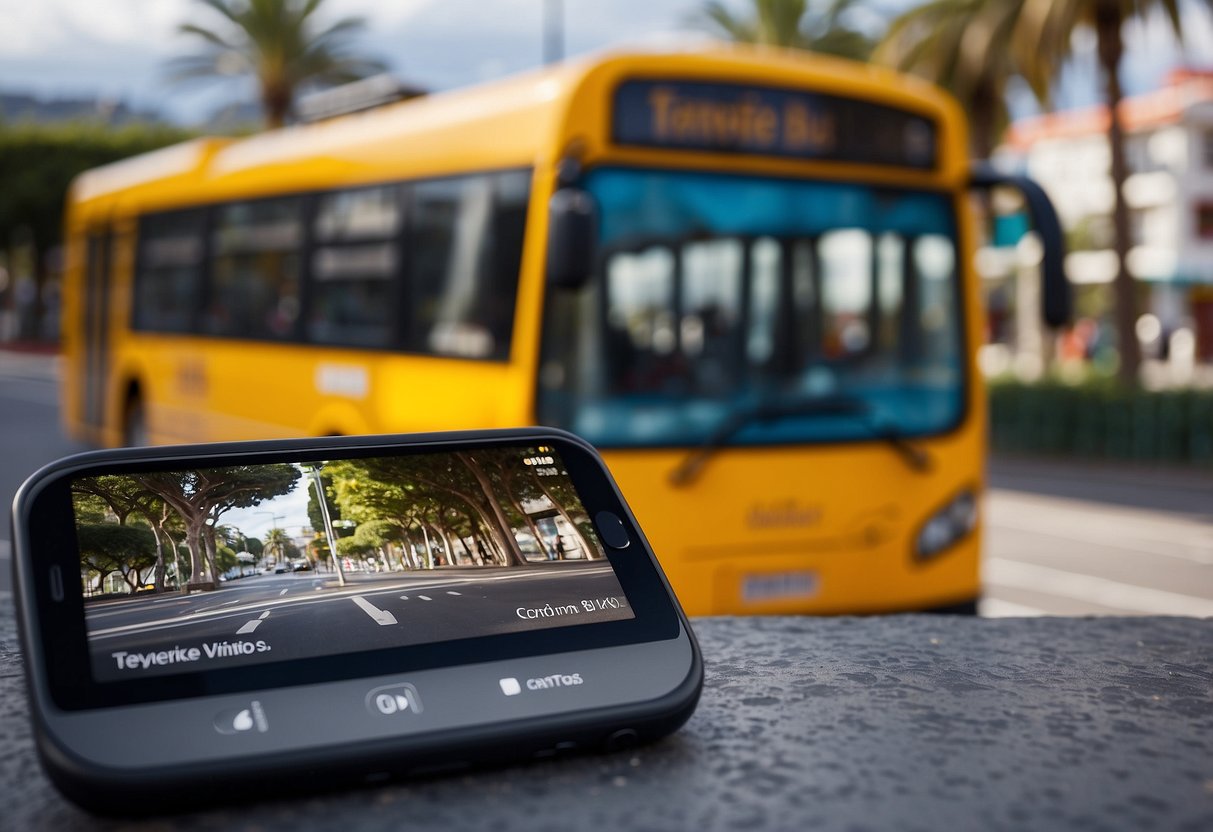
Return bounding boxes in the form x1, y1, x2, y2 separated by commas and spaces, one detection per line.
539, 167, 966, 449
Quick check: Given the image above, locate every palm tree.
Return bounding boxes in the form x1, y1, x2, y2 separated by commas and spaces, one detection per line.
264, 527, 290, 567
1016, 0, 1198, 382
170, 0, 385, 129
874, 0, 1040, 160
698, 0, 875, 60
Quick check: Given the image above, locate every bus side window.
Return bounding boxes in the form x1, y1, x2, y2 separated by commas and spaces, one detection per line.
133, 210, 206, 333
207, 198, 304, 340
408, 170, 530, 361
308, 185, 403, 348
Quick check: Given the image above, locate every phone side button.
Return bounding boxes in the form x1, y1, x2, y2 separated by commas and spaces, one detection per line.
594, 511, 631, 550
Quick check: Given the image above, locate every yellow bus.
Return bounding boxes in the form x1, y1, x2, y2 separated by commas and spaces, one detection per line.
62, 46, 1068, 616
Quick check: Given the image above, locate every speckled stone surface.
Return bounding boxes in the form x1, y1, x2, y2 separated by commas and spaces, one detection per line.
1, 604, 1210, 831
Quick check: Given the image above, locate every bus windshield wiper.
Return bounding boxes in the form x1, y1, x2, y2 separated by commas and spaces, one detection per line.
668, 394, 932, 487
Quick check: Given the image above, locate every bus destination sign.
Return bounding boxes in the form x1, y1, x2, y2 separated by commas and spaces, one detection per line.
612, 80, 938, 170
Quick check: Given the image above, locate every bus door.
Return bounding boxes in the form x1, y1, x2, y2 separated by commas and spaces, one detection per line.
80, 228, 113, 433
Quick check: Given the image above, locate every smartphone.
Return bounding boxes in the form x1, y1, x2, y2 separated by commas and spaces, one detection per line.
10, 428, 702, 815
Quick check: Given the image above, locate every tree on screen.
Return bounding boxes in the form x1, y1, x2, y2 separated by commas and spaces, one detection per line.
73, 477, 180, 593
263, 527, 292, 566
326, 455, 528, 568
169, 0, 386, 129
135, 465, 300, 591
76, 524, 158, 595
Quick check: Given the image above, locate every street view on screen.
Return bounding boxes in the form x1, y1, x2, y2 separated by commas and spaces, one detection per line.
73, 446, 632, 682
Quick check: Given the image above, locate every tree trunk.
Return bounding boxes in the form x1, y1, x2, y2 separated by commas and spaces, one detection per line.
185, 521, 208, 588
149, 524, 166, 593
1096, 2, 1140, 385
531, 473, 596, 560
456, 453, 528, 566
503, 472, 550, 560
204, 526, 219, 583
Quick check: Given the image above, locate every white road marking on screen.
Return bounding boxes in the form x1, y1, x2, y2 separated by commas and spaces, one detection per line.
985, 558, 1213, 617
279, 589, 289, 596
351, 595, 397, 626
447, 591, 461, 596
236, 612, 269, 634
418, 595, 432, 601
88, 565, 615, 638
400, 595, 409, 600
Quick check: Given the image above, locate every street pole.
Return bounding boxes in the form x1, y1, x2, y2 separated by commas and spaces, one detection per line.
309, 465, 347, 587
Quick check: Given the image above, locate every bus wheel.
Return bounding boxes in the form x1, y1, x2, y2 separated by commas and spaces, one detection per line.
123, 397, 149, 447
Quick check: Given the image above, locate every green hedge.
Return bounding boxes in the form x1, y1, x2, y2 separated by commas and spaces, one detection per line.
989, 379, 1213, 465
0, 121, 194, 253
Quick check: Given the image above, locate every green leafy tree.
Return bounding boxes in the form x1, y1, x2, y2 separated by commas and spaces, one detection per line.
353, 519, 409, 569
263, 527, 291, 565
170, 0, 386, 129
72, 476, 182, 592
216, 543, 240, 575
306, 471, 341, 532
0, 122, 191, 338
698, 0, 874, 59
135, 465, 300, 590
76, 524, 158, 594
244, 536, 265, 558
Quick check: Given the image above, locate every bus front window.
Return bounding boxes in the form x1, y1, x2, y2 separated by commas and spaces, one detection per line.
538, 168, 965, 448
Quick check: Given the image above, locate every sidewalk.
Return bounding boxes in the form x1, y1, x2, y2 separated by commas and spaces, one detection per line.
0, 347, 60, 382
988, 453, 1213, 519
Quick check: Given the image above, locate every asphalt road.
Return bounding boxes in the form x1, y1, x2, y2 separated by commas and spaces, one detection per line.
1, 350, 1210, 617
86, 563, 630, 681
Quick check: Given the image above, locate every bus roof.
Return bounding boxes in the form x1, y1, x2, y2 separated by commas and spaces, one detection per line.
67, 44, 964, 220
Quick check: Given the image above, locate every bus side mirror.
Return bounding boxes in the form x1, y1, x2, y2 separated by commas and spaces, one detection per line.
970, 164, 1072, 328
547, 187, 598, 290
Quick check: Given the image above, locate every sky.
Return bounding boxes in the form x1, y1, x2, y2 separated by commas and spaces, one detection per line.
1, 0, 1212, 125
222, 473, 314, 543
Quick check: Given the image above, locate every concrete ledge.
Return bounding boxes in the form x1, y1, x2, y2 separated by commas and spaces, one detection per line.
1, 609, 1210, 830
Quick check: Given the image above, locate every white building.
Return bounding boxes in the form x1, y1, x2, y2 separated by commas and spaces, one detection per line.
997, 68, 1213, 365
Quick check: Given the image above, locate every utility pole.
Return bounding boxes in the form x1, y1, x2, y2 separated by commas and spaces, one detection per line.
543, 0, 563, 65
308, 465, 347, 587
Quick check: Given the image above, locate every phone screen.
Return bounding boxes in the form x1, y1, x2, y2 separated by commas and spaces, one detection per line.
70, 444, 633, 684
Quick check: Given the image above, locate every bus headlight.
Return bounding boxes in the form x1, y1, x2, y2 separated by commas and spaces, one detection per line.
915, 489, 978, 560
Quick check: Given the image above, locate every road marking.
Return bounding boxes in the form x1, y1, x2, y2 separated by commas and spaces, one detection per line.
88, 566, 612, 638
351, 595, 397, 626
314, 587, 322, 591
279, 589, 289, 596
418, 595, 432, 601
236, 612, 270, 635
985, 557, 1213, 617
447, 591, 461, 596
400, 595, 409, 600
979, 598, 1046, 618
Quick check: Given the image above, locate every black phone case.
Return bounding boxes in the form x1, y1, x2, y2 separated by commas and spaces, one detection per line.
11, 427, 703, 816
